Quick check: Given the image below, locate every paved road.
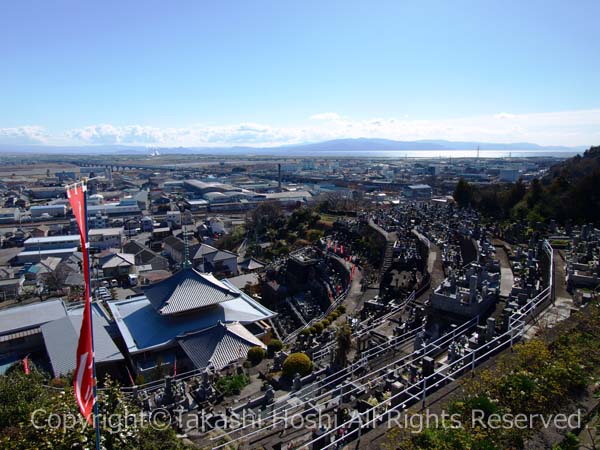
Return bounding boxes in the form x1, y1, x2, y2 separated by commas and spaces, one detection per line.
412, 229, 444, 304
494, 244, 514, 297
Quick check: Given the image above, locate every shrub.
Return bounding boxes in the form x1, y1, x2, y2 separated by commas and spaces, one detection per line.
313, 322, 324, 334
321, 319, 331, 327
337, 305, 346, 314
329, 311, 340, 320
306, 229, 324, 243
247, 346, 266, 365
215, 375, 250, 396
282, 353, 313, 378
267, 339, 284, 355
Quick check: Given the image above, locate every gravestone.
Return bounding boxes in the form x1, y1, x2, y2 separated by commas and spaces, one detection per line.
422, 356, 435, 377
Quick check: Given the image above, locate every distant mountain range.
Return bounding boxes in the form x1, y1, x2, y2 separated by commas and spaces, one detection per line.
275, 138, 585, 152
0, 138, 587, 155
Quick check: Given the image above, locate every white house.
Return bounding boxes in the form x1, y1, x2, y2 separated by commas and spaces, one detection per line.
193, 243, 239, 276
166, 210, 182, 227
89, 228, 123, 251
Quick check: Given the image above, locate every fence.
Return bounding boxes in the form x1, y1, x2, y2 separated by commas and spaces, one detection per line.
210, 315, 481, 449
294, 241, 554, 449
209, 241, 553, 450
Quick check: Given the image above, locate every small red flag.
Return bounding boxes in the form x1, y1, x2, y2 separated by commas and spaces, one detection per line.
23, 356, 30, 375
126, 367, 135, 386
173, 358, 177, 377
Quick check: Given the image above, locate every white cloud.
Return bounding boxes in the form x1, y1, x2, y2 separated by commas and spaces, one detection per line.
0, 126, 48, 144
66, 122, 313, 147
1, 109, 599, 147
298, 109, 600, 147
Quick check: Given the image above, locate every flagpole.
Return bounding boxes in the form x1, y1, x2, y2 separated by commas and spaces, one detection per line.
82, 181, 102, 450
66, 179, 101, 449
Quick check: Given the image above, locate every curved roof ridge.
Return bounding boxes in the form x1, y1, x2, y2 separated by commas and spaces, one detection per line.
144, 268, 240, 315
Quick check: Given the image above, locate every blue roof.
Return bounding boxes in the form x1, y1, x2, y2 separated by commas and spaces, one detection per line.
0, 299, 68, 335
41, 303, 123, 377
178, 322, 265, 370
108, 280, 275, 353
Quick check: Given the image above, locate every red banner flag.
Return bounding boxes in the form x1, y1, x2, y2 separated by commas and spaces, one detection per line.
23, 356, 30, 375
67, 183, 95, 425
173, 358, 177, 377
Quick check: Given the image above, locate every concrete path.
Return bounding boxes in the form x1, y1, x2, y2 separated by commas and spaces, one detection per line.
412, 229, 444, 304
494, 244, 514, 297
523, 249, 574, 339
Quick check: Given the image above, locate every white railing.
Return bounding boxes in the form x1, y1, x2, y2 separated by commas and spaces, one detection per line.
354, 290, 417, 339
292, 241, 555, 450
210, 316, 480, 449
101, 241, 553, 450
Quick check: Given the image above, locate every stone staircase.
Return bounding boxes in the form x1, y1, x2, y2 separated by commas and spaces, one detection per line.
380, 240, 394, 277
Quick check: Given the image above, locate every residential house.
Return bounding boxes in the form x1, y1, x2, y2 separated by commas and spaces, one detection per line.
25, 257, 62, 284
89, 212, 109, 229
0, 276, 25, 300
239, 257, 266, 273
122, 241, 169, 271
89, 228, 123, 251
166, 210, 181, 227
30, 225, 49, 238
193, 243, 239, 276
162, 235, 199, 266
0, 208, 20, 224
99, 253, 136, 281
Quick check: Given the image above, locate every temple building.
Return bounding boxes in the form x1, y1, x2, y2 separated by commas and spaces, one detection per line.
108, 267, 275, 376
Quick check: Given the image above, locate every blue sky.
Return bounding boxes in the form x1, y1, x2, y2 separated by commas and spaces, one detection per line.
0, 0, 599, 147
